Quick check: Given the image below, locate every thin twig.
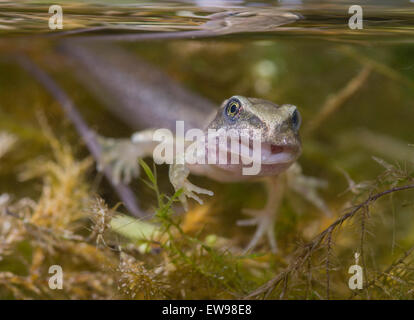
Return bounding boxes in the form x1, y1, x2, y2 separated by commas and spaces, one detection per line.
304, 66, 371, 136
338, 46, 414, 90
360, 206, 370, 299
15, 54, 144, 218
349, 244, 414, 299
305, 258, 312, 300
246, 182, 414, 299
326, 229, 332, 300
279, 275, 289, 300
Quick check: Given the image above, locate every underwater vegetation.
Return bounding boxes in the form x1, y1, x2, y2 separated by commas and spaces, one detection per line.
0, 2, 414, 300
0, 115, 413, 299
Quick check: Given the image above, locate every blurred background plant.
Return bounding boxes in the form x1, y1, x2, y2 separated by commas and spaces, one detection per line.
1, 0, 414, 299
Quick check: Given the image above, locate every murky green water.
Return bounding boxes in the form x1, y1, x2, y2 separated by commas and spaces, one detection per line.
0, 1, 413, 213
1, 0, 414, 230
0, 0, 414, 299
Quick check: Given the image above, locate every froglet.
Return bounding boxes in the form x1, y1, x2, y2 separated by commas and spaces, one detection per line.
64, 43, 330, 253
99, 95, 330, 253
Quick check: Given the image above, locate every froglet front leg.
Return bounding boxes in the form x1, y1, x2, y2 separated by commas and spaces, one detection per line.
169, 149, 214, 211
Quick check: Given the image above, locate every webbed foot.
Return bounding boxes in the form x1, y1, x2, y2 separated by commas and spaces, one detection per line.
237, 207, 278, 253
97, 134, 153, 185
286, 163, 332, 217
169, 164, 213, 211
236, 176, 284, 254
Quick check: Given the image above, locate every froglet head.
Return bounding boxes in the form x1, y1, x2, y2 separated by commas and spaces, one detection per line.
206, 95, 302, 177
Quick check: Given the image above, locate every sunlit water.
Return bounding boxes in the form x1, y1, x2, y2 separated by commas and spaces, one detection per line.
0, 0, 413, 42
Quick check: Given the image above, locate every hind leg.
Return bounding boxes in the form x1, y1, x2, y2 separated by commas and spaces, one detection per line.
237, 176, 284, 253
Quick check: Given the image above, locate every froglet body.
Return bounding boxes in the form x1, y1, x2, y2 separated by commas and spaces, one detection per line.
65, 43, 329, 253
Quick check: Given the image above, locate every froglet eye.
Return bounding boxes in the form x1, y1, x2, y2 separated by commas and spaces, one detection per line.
225, 98, 241, 120
291, 109, 301, 131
